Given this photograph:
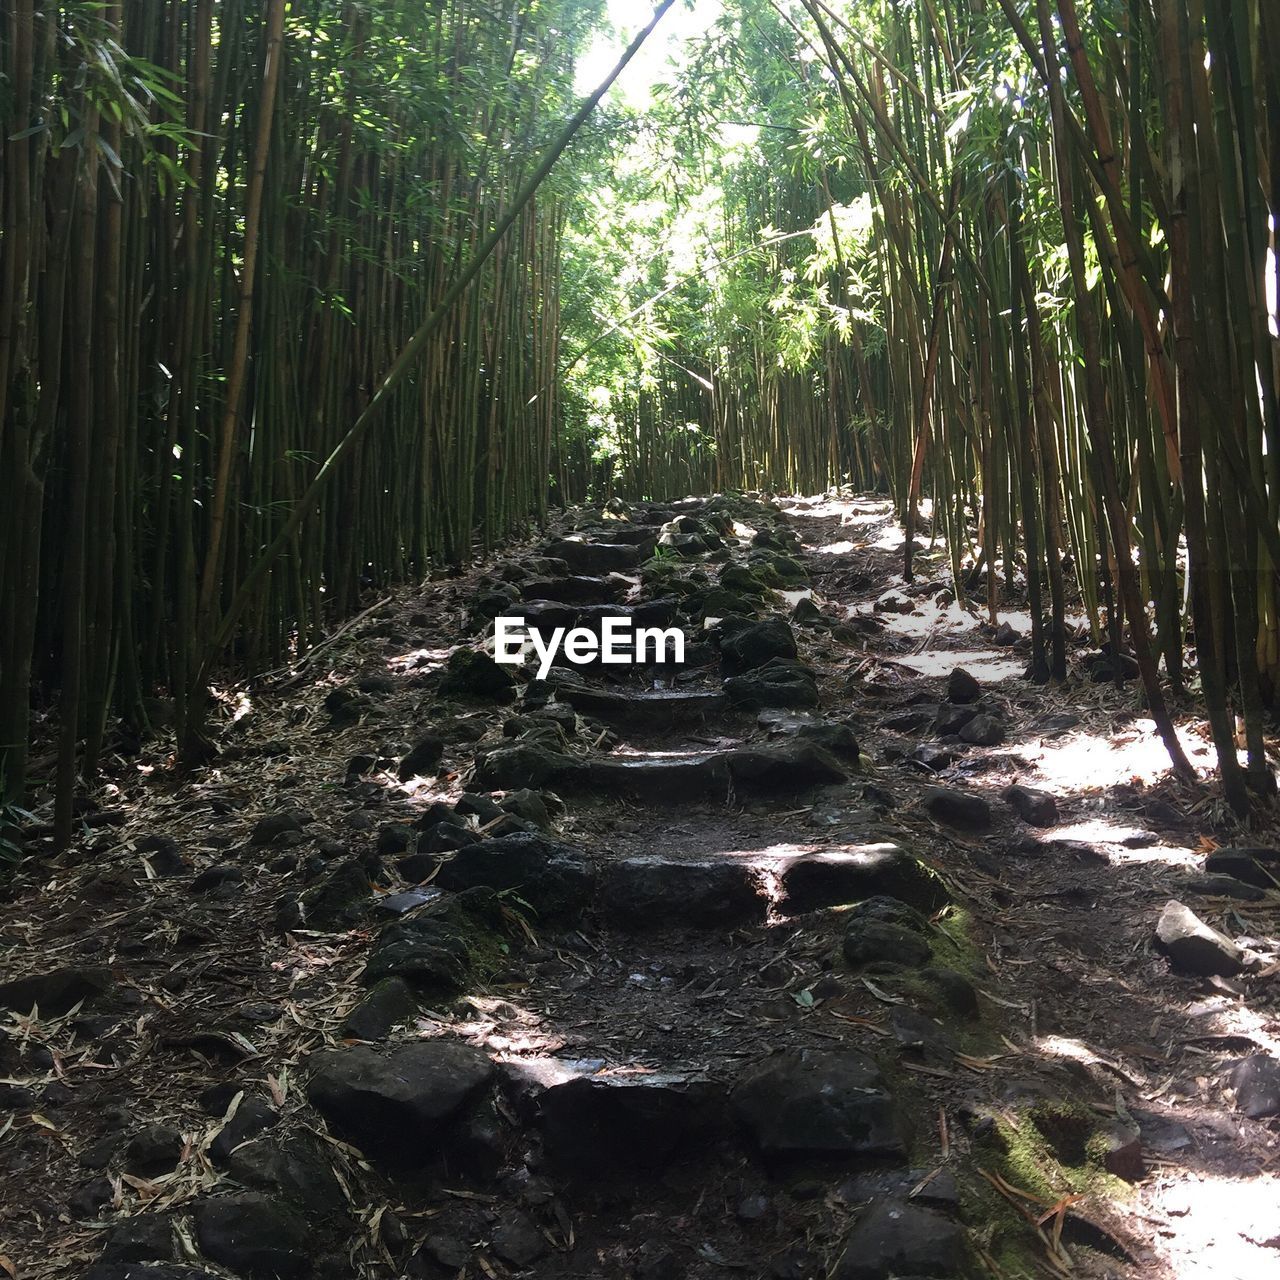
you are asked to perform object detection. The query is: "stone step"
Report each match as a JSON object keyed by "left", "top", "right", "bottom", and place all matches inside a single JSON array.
[
  {"left": 552, "top": 681, "right": 730, "bottom": 727},
  {"left": 520, "top": 575, "right": 628, "bottom": 605},
  {"left": 777, "top": 843, "right": 947, "bottom": 914},
  {"left": 506, "top": 599, "right": 680, "bottom": 633},
  {"left": 570, "top": 523, "right": 659, "bottom": 546},
  {"left": 598, "top": 856, "right": 765, "bottom": 928},
  {"left": 499, "top": 1058, "right": 726, "bottom": 1179},
  {"left": 543, "top": 539, "right": 647, "bottom": 573},
  {"left": 570, "top": 742, "right": 848, "bottom": 799},
  {"left": 473, "top": 740, "right": 847, "bottom": 797}
]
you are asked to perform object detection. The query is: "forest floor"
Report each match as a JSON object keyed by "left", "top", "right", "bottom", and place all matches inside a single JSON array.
[{"left": 2, "top": 494, "right": 1279, "bottom": 1280}]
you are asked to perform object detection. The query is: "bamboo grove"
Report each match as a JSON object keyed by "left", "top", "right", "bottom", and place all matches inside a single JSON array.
[
  {"left": 0, "top": 0, "right": 1278, "bottom": 827},
  {"left": 0, "top": 0, "right": 609, "bottom": 835},
  {"left": 573, "top": 0, "right": 1279, "bottom": 812}
]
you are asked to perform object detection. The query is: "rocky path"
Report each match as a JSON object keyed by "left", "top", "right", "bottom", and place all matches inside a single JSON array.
[{"left": 2, "top": 494, "right": 1279, "bottom": 1280}]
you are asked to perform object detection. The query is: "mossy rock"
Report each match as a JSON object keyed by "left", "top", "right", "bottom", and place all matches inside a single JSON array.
[
  {"left": 361, "top": 888, "right": 510, "bottom": 996},
  {"left": 440, "top": 648, "right": 517, "bottom": 702},
  {"left": 695, "top": 588, "right": 757, "bottom": 620},
  {"left": 719, "top": 564, "right": 767, "bottom": 595},
  {"left": 765, "top": 552, "right": 809, "bottom": 582}
]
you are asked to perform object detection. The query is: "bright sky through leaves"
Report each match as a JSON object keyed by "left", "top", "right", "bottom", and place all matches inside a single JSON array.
[{"left": 574, "top": 0, "right": 723, "bottom": 104}]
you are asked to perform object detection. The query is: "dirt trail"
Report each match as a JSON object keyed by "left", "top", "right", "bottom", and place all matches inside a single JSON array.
[{"left": 2, "top": 494, "right": 1277, "bottom": 1280}]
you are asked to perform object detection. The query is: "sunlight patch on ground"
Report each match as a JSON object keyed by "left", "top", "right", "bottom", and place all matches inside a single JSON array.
[
  {"left": 1009, "top": 721, "right": 1217, "bottom": 791},
  {"left": 1038, "top": 817, "right": 1199, "bottom": 870},
  {"left": 894, "top": 648, "right": 1026, "bottom": 681},
  {"left": 817, "top": 539, "right": 859, "bottom": 555},
  {"left": 1148, "top": 1173, "right": 1280, "bottom": 1279},
  {"left": 1189, "top": 994, "right": 1280, "bottom": 1055},
  {"left": 872, "top": 525, "right": 906, "bottom": 552},
  {"left": 874, "top": 601, "right": 982, "bottom": 637},
  {"left": 389, "top": 644, "right": 452, "bottom": 672},
  {"left": 448, "top": 995, "right": 563, "bottom": 1056},
  {"left": 778, "top": 588, "right": 814, "bottom": 607}
]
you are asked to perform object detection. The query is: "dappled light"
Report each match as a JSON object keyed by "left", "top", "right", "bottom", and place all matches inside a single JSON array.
[
  {"left": 0, "top": 1, "right": 1277, "bottom": 1278},
  {"left": 1019, "top": 722, "right": 1221, "bottom": 792}
]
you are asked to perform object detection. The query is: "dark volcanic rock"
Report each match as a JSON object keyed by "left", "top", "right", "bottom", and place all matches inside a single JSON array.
[
  {"left": 1226, "top": 1054, "right": 1280, "bottom": 1118},
  {"left": 342, "top": 977, "right": 419, "bottom": 1041},
  {"left": 933, "top": 703, "right": 978, "bottom": 736},
  {"left": 294, "top": 859, "right": 371, "bottom": 930},
  {"left": 491, "top": 1211, "right": 546, "bottom": 1266},
  {"left": 376, "top": 823, "right": 414, "bottom": 855},
  {"left": 993, "top": 620, "right": 1020, "bottom": 646},
  {"left": 732, "top": 1049, "right": 902, "bottom": 1158},
  {"left": 135, "top": 834, "right": 190, "bottom": 876},
  {"left": 360, "top": 910, "right": 473, "bottom": 993},
  {"left": 0, "top": 966, "right": 112, "bottom": 1016},
  {"left": 574, "top": 742, "right": 844, "bottom": 801},
  {"left": 779, "top": 844, "right": 945, "bottom": 914},
  {"left": 418, "top": 820, "right": 479, "bottom": 854},
  {"left": 508, "top": 599, "right": 578, "bottom": 632},
  {"left": 226, "top": 1136, "right": 346, "bottom": 1216},
  {"left": 726, "top": 742, "right": 847, "bottom": 791},
  {"left": 1095, "top": 1119, "right": 1144, "bottom": 1181},
  {"left": 439, "top": 649, "right": 516, "bottom": 701},
  {"left": 836, "top": 1167, "right": 960, "bottom": 1212},
  {"left": 719, "top": 564, "right": 766, "bottom": 594},
  {"left": 600, "top": 858, "right": 765, "bottom": 929},
  {"left": 1155, "top": 900, "right": 1245, "bottom": 976},
  {"left": 795, "top": 721, "right": 859, "bottom": 760},
  {"left": 307, "top": 1041, "right": 494, "bottom": 1159},
  {"left": 0, "top": 1083, "right": 36, "bottom": 1112},
  {"left": 544, "top": 539, "right": 643, "bottom": 574},
  {"left": 432, "top": 833, "right": 595, "bottom": 915},
  {"left": 917, "top": 966, "right": 980, "bottom": 1018},
  {"left": 323, "top": 686, "right": 367, "bottom": 725},
  {"left": 499, "top": 788, "right": 552, "bottom": 828},
  {"left": 831, "top": 1199, "right": 966, "bottom": 1279},
  {"left": 791, "top": 596, "right": 824, "bottom": 625},
  {"left": 210, "top": 1097, "right": 280, "bottom": 1166},
  {"left": 527, "top": 1064, "right": 723, "bottom": 1177},
  {"left": 1204, "top": 847, "right": 1280, "bottom": 890},
  {"left": 890, "top": 1006, "right": 955, "bottom": 1057},
  {"left": 843, "top": 920, "right": 932, "bottom": 970},
  {"left": 191, "top": 864, "right": 244, "bottom": 894},
  {"left": 100, "top": 1215, "right": 174, "bottom": 1263},
  {"left": 947, "top": 667, "right": 981, "bottom": 704},
  {"left": 922, "top": 786, "right": 991, "bottom": 830},
  {"left": 123, "top": 1125, "right": 183, "bottom": 1176},
  {"left": 473, "top": 743, "right": 577, "bottom": 790},
  {"left": 1185, "top": 874, "right": 1265, "bottom": 902},
  {"left": 69, "top": 1176, "right": 114, "bottom": 1218},
  {"left": 958, "top": 712, "right": 1004, "bottom": 746},
  {"left": 554, "top": 682, "right": 727, "bottom": 727},
  {"left": 719, "top": 617, "right": 798, "bottom": 673},
  {"left": 455, "top": 792, "right": 505, "bottom": 823},
  {"left": 883, "top": 706, "right": 938, "bottom": 734},
  {"left": 1004, "top": 784, "right": 1059, "bottom": 826},
  {"left": 847, "top": 895, "right": 930, "bottom": 932},
  {"left": 579, "top": 753, "right": 728, "bottom": 799},
  {"left": 398, "top": 735, "right": 445, "bottom": 780},
  {"left": 723, "top": 658, "right": 819, "bottom": 709},
  {"left": 521, "top": 575, "right": 624, "bottom": 605},
  {"left": 250, "top": 810, "right": 310, "bottom": 845},
  {"left": 193, "top": 1193, "right": 312, "bottom": 1280}
]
